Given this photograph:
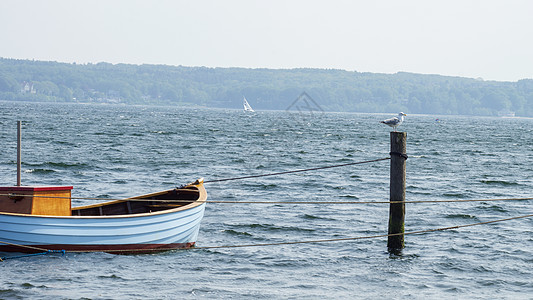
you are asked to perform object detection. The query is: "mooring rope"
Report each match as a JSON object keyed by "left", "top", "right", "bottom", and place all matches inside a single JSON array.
[
  {"left": 3, "top": 213, "right": 529, "bottom": 257},
  {"left": 0, "top": 249, "right": 65, "bottom": 261},
  {"left": 203, "top": 157, "right": 391, "bottom": 183},
  {"left": 0, "top": 240, "right": 50, "bottom": 252},
  {"left": 0, "top": 156, "right": 389, "bottom": 203},
  {"left": 195, "top": 197, "right": 533, "bottom": 205},
  {"left": 77, "top": 213, "right": 533, "bottom": 252},
  {"left": 1, "top": 193, "right": 531, "bottom": 205},
  {"left": 0, "top": 240, "right": 65, "bottom": 261},
  {"left": 193, "top": 213, "right": 533, "bottom": 250}
]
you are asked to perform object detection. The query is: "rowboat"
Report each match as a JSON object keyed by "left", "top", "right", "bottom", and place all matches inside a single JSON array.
[{"left": 0, "top": 179, "right": 207, "bottom": 254}]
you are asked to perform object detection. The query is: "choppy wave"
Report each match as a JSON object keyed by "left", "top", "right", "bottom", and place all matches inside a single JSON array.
[
  {"left": 445, "top": 214, "right": 479, "bottom": 220},
  {"left": 480, "top": 180, "right": 520, "bottom": 186},
  {"left": 239, "top": 223, "right": 317, "bottom": 233},
  {"left": 222, "top": 229, "right": 253, "bottom": 237},
  {"left": 25, "top": 161, "right": 90, "bottom": 170},
  {"left": 25, "top": 168, "right": 56, "bottom": 174}
]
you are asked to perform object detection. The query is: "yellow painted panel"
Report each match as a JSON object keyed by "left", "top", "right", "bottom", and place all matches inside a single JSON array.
[{"left": 31, "top": 190, "right": 72, "bottom": 216}]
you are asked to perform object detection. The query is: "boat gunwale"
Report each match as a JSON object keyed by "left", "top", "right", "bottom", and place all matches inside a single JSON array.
[{"left": 0, "top": 181, "right": 207, "bottom": 220}]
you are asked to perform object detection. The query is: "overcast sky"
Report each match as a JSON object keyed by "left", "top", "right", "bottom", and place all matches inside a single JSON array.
[{"left": 1, "top": 0, "right": 532, "bottom": 82}]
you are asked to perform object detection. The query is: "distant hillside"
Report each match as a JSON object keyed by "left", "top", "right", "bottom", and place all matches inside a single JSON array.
[{"left": 1, "top": 58, "right": 532, "bottom": 116}]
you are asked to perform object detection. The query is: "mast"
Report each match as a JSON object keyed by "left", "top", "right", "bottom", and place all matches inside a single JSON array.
[{"left": 17, "top": 121, "right": 21, "bottom": 186}]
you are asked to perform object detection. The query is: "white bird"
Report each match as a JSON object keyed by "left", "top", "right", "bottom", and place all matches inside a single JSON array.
[{"left": 380, "top": 112, "right": 406, "bottom": 131}]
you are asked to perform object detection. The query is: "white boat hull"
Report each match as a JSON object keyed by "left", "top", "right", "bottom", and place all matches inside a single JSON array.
[{"left": 0, "top": 203, "right": 205, "bottom": 253}]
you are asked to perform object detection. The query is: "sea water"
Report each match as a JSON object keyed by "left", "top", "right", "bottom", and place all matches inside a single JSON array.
[{"left": 0, "top": 101, "right": 532, "bottom": 299}]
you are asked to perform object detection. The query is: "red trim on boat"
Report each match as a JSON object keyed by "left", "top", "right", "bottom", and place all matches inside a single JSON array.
[
  {"left": 0, "top": 242, "right": 195, "bottom": 254},
  {"left": 0, "top": 186, "right": 73, "bottom": 192}
]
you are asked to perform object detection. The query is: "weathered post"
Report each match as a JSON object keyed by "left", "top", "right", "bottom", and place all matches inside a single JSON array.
[
  {"left": 388, "top": 131, "right": 407, "bottom": 252},
  {"left": 17, "top": 121, "right": 22, "bottom": 186}
]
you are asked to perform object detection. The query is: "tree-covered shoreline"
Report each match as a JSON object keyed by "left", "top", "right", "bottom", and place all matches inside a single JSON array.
[{"left": 1, "top": 58, "right": 532, "bottom": 116}]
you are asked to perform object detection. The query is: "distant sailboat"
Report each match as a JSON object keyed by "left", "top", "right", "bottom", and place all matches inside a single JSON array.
[{"left": 243, "top": 97, "right": 255, "bottom": 112}]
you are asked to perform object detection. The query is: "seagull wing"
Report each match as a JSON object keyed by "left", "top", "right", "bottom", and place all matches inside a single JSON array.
[{"left": 381, "top": 117, "right": 400, "bottom": 126}]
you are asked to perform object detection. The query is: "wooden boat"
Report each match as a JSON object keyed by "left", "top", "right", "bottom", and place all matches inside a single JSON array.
[{"left": 0, "top": 179, "right": 207, "bottom": 254}]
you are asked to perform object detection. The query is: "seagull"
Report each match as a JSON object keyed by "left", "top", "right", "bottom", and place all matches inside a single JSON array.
[{"left": 380, "top": 112, "right": 406, "bottom": 132}]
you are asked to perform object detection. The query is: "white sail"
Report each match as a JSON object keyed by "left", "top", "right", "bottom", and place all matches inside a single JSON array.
[{"left": 243, "top": 97, "right": 254, "bottom": 112}]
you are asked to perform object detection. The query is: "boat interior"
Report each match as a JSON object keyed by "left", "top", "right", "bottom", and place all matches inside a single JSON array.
[
  {"left": 72, "top": 187, "right": 201, "bottom": 216},
  {"left": 0, "top": 185, "right": 202, "bottom": 217}
]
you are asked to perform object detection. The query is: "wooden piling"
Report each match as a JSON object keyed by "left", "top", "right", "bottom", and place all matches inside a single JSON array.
[{"left": 388, "top": 131, "right": 407, "bottom": 252}]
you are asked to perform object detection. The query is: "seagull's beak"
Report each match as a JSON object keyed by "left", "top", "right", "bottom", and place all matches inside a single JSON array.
[{"left": 403, "top": 113, "right": 407, "bottom": 116}]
